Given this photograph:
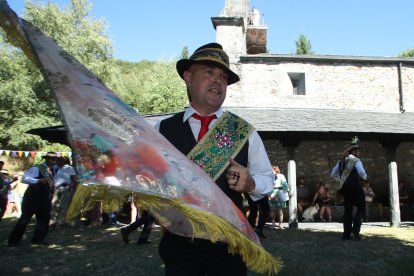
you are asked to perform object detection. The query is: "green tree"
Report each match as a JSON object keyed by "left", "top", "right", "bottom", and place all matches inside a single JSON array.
[
  {"left": 399, "top": 48, "right": 414, "bottom": 57},
  {"left": 111, "top": 58, "right": 187, "bottom": 115},
  {"left": 1, "top": 0, "right": 187, "bottom": 151},
  {"left": 0, "top": 32, "right": 58, "bottom": 149},
  {"left": 140, "top": 59, "right": 187, "bottom": 114},
  {"left": 0, "top": 0, "right": 114, "bottom": 150},
  {"left": 181, "top": 46, "right": 189, "bottom": 59},
  {"left": 24, "top": 0, "right": 114, "bottom": 82},
  {"left": 295, "top": 33, "right": 314, "bottom": 55},
  {"left": 110, "top": 60, "right": 156, "bottom": 111}
]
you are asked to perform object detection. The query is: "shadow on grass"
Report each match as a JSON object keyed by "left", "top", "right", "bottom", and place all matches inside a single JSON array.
[
  {"left": 0, "top": 216, "right": 164, "bottom": 275},
  {"left": 256, "top": 224, "right": 414, "bottom": 276},
  {"left": 1, "top": 216, "right": 413, "bottom": 276}
]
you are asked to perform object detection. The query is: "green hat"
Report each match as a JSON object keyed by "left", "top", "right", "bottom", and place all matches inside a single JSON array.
[
  {"left": 176, "top": 43, "right": 240, "bottom": 85},
  {"left": 345, "top": 136, "right": 360, "bottom": 152}
]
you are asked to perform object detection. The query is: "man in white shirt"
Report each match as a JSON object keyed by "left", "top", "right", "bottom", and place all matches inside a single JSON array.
[
  {"left": 156, "top": 42, "right": 274, "bottom": 275},
  {"left": 50, "top": 156, "right": 77, "bottom": 227},
  {"left": 251, "top": 7, "right": 260, "bottom": 25}
]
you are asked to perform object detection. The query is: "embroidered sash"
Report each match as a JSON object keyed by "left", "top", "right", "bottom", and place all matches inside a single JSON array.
[
  {"left": 187, "top": 112, "right": 253, "bottom": 181},
  {"left": 339, "top": 156, "right": 359, "bottom": 188}
]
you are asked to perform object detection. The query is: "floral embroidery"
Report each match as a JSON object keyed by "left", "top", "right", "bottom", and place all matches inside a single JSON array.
[
  {"left": 216, "top": 132, "right": 233, "bottom": 148},
  {"left": 187, "top": 112, "right": 253, "bottom": 181}
]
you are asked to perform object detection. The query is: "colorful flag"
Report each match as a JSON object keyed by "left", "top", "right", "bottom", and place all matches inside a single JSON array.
[{"left": 0, "top": 1, "right": 281, "bottom": 274}]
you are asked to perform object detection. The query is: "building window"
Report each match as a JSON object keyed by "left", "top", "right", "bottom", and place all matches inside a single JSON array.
[{"left": 288, "top": 72, "right": 306, "bottom": 95}]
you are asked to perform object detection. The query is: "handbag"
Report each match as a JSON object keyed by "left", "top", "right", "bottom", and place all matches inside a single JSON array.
[{"left": 278, "top": 189, "right": 289, "bottom": 203}]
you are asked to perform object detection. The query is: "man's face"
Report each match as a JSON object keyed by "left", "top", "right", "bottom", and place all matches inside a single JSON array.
[
  {"left": 353, "top": 149, "right": 361, "bottom": 157},
  {"left": 184, "top": 64, "right": 228, "bottom": 115},
  {"left": 57, "top": 158, "right": 66, "bottom": 167},
  {"left": 45, "top": 157, "right": 57, "bottom": 167}
]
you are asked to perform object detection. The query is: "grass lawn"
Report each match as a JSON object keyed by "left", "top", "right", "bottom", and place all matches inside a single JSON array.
[{"left": 1, "top": 215, "right": 414, "bottom": 276}]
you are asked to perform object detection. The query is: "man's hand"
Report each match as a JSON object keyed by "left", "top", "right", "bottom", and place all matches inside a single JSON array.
[
  {"left": 226, "top": 159, "right": 256, "bottom": 193},
  {"left": 38, "top": 178, "right": 48, "bottom": 185}
]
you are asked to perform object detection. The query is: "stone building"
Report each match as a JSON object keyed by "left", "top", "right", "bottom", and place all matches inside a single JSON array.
[{"left": 146, "top": 0, "right": 414, "bottom": 223}]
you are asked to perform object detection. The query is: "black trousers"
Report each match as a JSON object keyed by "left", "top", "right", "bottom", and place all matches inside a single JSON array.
[
  {"left": 246, "top": 195, "right": 270, "bottom": 232},
  {"left": 123, "top": 210, "right": 154, "bottom": 242},
  {"left": 159, "top": 232, "right": 247, "bottom": 276},
  {"left": 342, "top": 184, "right": 366, "bottom": 237},
  {"left": 8, "top": 186, "right": 52, "bottom": 245},
  {"left": 0, "top": 195, "right": 7, "bottom": 220}
]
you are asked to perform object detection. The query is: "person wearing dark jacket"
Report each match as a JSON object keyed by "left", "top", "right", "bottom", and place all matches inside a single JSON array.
[
  {"left": 331, "top": 137, "right": 367, "bottom": 241},
  {"left": 155, "top": 43, "right": 274, "bottom": 275},
  {"left": 8, "top": 152, "right": 57, "bottom": 246}
]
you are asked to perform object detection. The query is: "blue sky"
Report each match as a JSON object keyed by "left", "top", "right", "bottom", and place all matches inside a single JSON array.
[{"left": 9, "top": 0, "right": 414, "bottom": 62}]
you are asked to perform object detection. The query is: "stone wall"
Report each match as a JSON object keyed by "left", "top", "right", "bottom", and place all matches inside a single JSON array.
[
  {"left": 225, "top": 60, "right": 414, "bottom": 113},
  {"left": 220, "top": 0, "right": 249, "bottom": 19},
  {"left": 215, "top": 24, "right": 246, "bottom": 62},
  {"left": 402, "top": 65, "right": 414, "bottom": 111},
  {"left": 263, "top": 139, "right": 414, "bottom": 207}
]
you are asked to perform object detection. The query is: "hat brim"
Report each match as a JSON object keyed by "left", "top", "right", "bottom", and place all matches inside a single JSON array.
[
  {"left": 346, "top": 144, "right": 360, "bottom": 152},
  {"left": 42, "top": 153, "right": 58, "bottom": 159},
  {"left": 176, "top": 59, "right": 240, "bottom": 85}
]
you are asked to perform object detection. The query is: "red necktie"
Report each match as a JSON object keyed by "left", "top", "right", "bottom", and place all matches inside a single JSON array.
[{"left": 192, "top": 113, "right": 217, "bottom": 142}]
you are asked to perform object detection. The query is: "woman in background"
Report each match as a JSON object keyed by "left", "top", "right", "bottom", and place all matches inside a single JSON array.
[
  {"left": 269, "top": 165, "right": 289, "bottom": 229},
  {"left": 312, "top": 182, "right": 332, "bottom": 221}
]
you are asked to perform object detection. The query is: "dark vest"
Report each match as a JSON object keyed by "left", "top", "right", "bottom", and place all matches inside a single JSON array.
[
  {"left": 159, "top": 112, "right": 249, "bottom": 210},
  {"left": 340, "top": 160, "right": 361, "bottom": 188},
  {"left": 25, "top": 165, "right": 52, "bottom": 197}
]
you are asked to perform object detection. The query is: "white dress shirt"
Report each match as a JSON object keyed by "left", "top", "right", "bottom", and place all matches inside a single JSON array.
[
  {"left": 21, "top": 166, "right": 47, "bottom": 185},
  {"left": 54, "top": 164, "right": 76, "bottom": 187},
  {"left": 155, "top": 106, "right": 274, "bottom": 201}
]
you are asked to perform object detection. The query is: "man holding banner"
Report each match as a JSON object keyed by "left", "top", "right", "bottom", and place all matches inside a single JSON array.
[{"left": 157, "top": 43, "right": 274, "bottom": 275}]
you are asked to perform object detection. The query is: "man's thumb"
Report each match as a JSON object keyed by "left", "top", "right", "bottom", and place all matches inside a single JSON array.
[{"left": 229, "top": 158, "right": 240, "bottom": 166}]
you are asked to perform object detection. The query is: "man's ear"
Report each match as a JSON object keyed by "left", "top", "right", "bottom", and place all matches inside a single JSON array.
[
  {"left": 183, "top": 70, "right": 192, "bottom": 85},
  {"left": 183, "top": 70, "right": 192, "bottom": 102}
]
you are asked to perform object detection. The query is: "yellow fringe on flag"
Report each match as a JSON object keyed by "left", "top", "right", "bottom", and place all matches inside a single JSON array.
[{"left": 67, "top": 185, "right": 283, "bottom": 275}]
